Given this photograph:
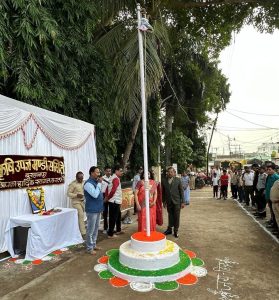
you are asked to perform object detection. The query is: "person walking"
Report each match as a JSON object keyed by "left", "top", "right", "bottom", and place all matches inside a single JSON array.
[
  {"left": 84, "top": 166, "right": 104, "bottom": 255},
  {"left": 243, "top": 167, "right": 254, "bottom": 206},
  {"left": 181, "top": 171, "right": 190, "bottom": 205},
  {"left": 161, "top": 167, "right": 185, "bottom": 238},
  {"left": 67, "top": 171, "right": 86, "bottom": 237},
  {"left": 101, "top": 166, "right": 112, "bottom": 234},
  {"left": 134, "top": 170, "right": 157, "bottom": 232},
  {"left": 106, "top": 165, "right": 124, "bottom": 238},
  {"left": 219, "top": 169, "right": 229, "bottom": 199}
]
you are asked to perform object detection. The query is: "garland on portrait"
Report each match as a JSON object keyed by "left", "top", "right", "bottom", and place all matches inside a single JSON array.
[{"left": 27, "top": 186, "right": 45, "bottom": 211}]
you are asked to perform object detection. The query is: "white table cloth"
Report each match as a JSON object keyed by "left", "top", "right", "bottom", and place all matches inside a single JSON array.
[{"left": 5, "top": 208, "right": 83, "bottom": 260}]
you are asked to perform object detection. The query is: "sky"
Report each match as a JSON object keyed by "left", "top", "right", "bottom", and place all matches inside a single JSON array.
[{"left": 210, "top": 26, "right": 279, "bottom": 155}]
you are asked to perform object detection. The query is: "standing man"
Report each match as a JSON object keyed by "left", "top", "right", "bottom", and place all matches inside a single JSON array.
[
  {"left": 270, "top": 178, "right": 279, "bottom": 238},
  {"left": 254, "top": 166, "right": 267, "bottom": 218},
  {"left": 212, "top": 173, "right": 219, "bottom": 198},
  {"left": 84, "top": 166, "right": 104, "bottom": 255},
  {"left": 132, "top": 167, "right": 143, "bottom": 214},
  {"left": 106, "top": 165, "right": 124, "bottom": 238},
  {"left": 230, "top": 170, "right": 238, "bottom": 199},
  {"left": 265, "top": 164, "right": 279, "bottom": 231},
  {"left": 101, "top": 166, "right": 112, "bottom": 234},
  {"left": 189, "top": 171, "right": 196, "bottom": 190},
  {"left": 252, "top": 164, "right": 260, "bottom": 207},
  {"left": 67, "top": 171, "right": 86, "bottom": 238},
  {"left": 237, "top": 169, "right": 244, "bottom": 203},
  {"left": 219, "top": 169, "right": 229, "bottom": 199},
  {"left": 243, "top": 167, "right": 254, "bottom": 206},
  {"left": 161, "top": 167, "right": 185, "bottom": 238}
]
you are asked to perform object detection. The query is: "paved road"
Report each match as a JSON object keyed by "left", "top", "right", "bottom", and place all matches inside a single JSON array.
[{"left": 1, "top": 188, "right": 279, "bottom": 300}]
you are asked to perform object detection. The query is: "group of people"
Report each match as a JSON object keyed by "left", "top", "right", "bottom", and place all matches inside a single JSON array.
[
  {"left": 210, "top": 163, "right": 279, "bottom": 238},
  {"left": 67, "top": 165, "right": 125, "bottom": 255},
  {"left": 67, "top": 165, "right": 192, "bottom": 254}
]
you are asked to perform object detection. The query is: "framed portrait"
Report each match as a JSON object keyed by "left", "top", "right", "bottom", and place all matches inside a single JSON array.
[{"left": 27, "top": 187, "right": 46, "bottom": 214}]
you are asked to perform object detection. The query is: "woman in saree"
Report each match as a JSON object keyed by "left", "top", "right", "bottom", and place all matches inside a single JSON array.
[{"left": 134, "top": 171, "right": 157, "bottom": 232}]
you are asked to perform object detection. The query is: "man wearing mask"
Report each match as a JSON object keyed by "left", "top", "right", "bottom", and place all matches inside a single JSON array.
[
  {"left": 161, "top": 167, "right": 185, "bottom": 238},
  {"left": 67, "top": 171, "right": 86, "bottom": 237},
  {"left": 101, "top": 166, "right": 112, "bottom": 234},
  {"left": 84, "top": 166, "right": 104, "bottom": 255}
]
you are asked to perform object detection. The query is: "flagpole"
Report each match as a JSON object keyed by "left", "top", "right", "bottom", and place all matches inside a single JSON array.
[{"left": 137, "top": 3, "right": 150, "bottom": 237}]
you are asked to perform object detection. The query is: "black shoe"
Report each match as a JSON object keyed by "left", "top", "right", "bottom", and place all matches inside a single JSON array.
[
  {"left": 266, "top": 224, "right": 276, "bottom": 229},
  {"left": 164, "top": 229, "right": 172, "bottom": 235},
  {"left": 174, "top": 232, "right": 179, "bottom": 238},
  {"left": 253, "top": 212, "right": 260, "bottom": 216},
  {"left": 256, "top": 215, "right": 266, "bottom": 219}
]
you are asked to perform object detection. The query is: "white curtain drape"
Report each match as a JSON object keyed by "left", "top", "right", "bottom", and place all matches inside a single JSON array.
[{"left": 0, "top": 95, "right": 97, "bottom": 253}]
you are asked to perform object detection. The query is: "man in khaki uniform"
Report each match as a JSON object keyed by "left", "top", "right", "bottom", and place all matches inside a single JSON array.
[
  {"left": 270, "top": 179, "right": 279, "bottom": 237},
  {"left": 67, "top": 172, "right": 86, "bottom": 237}
]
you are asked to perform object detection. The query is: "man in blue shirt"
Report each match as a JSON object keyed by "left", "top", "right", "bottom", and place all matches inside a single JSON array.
[
  {"left": 265, "top": 164, "right": 279, "bottom": 230},
  {"left": 84, "top": 166, "right": 104, "bottom": 255}
]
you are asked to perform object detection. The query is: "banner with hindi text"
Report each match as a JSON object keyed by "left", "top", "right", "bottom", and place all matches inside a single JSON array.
[{"left": 0, "top": 155, "right": 65, "bottom": 190}]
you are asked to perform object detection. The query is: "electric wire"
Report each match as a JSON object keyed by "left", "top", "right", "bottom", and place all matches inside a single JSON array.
[
  {"left": 227, "top": 108, "right": 279, "bottom": 117},
  {"left": 225, "top": 111, "right": 278, "bottom": 129}
]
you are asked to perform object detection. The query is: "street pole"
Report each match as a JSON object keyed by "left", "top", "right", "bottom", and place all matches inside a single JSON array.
[
  {"left": 137, "top": 3, "right": 151, "bottom": 236},
  {"left": 206, "top": 114, "right": 218, "bottom": 177}
]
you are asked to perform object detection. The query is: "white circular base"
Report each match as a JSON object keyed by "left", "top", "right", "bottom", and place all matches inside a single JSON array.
[
  {"left": 131, "top": 235, "right": 166, "bottom": 252},
  {"left": 119, "top": 240, "right": 180, "bottom": 270}
]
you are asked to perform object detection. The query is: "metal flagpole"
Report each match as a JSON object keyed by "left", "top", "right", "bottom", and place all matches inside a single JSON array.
[{"left": 137, "top": 3, "right": 151, "bottom": 236}]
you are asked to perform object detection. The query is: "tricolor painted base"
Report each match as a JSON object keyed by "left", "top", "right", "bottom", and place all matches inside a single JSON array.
[{"left": 94, "top": 231, "right": 207, "bottom": 292}]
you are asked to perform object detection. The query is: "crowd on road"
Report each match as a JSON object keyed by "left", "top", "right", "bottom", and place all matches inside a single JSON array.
[{"left": 210, "top": 163, "right": 279, "bottom": 238}]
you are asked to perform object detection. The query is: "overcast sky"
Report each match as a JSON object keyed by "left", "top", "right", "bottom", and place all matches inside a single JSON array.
[{"left": 210, "top": 26, "right": 279, "bottom": 155}]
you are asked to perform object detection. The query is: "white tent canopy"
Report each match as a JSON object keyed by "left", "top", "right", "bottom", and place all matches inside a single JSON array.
[{"left": 0, "top": 94, "right": 97, "bottom": 253}]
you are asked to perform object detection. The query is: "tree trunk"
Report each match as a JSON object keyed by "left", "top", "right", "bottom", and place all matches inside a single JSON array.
[
  {"left": 165, "top": 101, "right": 173, "bottom": 167},
  {"left": 121, "top": 111, "right": 142, "bottom": 169}
]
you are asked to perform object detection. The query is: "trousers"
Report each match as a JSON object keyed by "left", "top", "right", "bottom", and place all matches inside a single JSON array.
[
  {"left": 72, "top": 201, "right": 86, "bottom": 235},
  {"left": 244, "top": 186, "right": 253, "bottom": 205},
  {"left": 167, "top": 202, "right": 181, "bottom": 233},
  {"left": 103, "top": 201, "right": 109, "bottom": 231},
  {"left": 86, "top": 212, "right": 101, "bottom": 251},
  {"left": 108, "top": 202, "right": 121, "bottom": 236}
]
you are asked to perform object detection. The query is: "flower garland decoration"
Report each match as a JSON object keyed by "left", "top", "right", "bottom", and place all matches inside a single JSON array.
[{"left": 27, "top": 186, "right": 45, "bottom": 211}]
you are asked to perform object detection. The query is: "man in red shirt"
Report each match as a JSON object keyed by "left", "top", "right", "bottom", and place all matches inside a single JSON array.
[{"left": 219, "top": 169, "right": 229, "bottom": 200}]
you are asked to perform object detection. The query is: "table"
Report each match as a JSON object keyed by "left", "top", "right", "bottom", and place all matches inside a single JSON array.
[{"left": 5, "top": 208, "right": 83, "bottom": 261}]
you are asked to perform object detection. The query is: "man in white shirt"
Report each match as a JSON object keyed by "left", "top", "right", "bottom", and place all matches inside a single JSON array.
[
  {"left": 243, "top": 167, "right": 254, "bottom": 206},
  {"left": 101, "top": 166, "right": 112, "bottom": 233}
]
